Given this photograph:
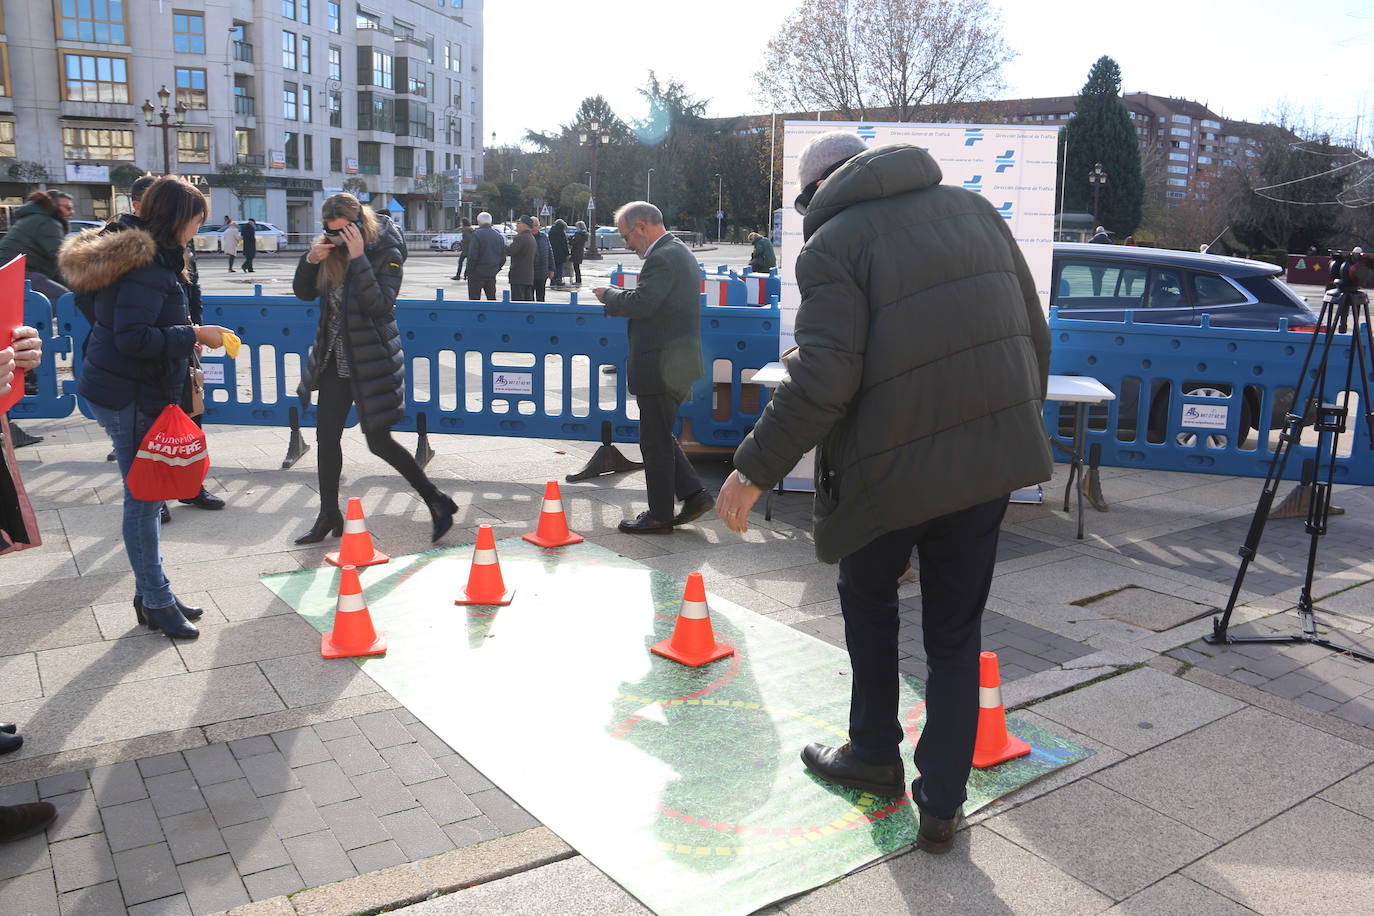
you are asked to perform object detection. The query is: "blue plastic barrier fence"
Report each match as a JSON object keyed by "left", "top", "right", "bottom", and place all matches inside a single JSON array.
[
  {"left": 10, "top": 285, "right": 73, "bottom": 421},
  {"left": 608, "top": 263, "right": 749, "bottom": 307}
]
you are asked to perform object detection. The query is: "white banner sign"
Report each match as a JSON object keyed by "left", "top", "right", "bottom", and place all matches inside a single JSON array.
[{"left": 65, "top": 164, "right": 110, "bottom": 183}]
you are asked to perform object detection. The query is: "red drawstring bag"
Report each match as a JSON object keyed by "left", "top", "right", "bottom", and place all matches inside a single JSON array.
[{"left": 126, "top": 404, "right": 209, "bottom": 501}]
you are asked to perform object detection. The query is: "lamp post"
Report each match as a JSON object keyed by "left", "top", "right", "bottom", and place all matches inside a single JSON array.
[
  {"left": 508, "top": 168, "right": 518, "bottom": 224},
  {"left": 715, "top": 173, "right": 723, "bottom": 243},
  {"left": 1087, "top": 161, "right": 1108, "bottom": 226},
  {"left": 142, "top": 85, "right": 187, "bottom": 175},
  {"left": 646, "top": 167, "right": 654, "bottom": 204},
  {"left": 579, "top": 119, "right": 609, "bottom": 259}
]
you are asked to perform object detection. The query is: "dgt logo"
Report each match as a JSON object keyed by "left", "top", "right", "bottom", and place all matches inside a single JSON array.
[
  {"left": 856, "top": 125, "right": 877, "bottom": 140},
  {"left": 995, "top": 150, "right": 1016, "bottom": 173},
  {"left": 995, "top": 201, "right": 1014, "bottom": 220},
  {"left": 962, "top": 175, "right": 983, "bottom": 192},
  {"left": 963, "top": 128, "right": 984, "bottom": 147}
]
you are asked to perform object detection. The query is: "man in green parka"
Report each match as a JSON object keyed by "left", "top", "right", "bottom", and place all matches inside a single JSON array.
[{"left": 716, "top": 132, "right": 1052, "bottom": 853}]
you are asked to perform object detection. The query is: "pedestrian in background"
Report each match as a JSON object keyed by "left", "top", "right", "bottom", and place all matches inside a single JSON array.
[
  {"left": 550, "top": 218, "right": 570, "bottom": 289},
  {"left": 240, "top": 219, "right": 257, "bottom": 272},
  {"left": 61, "top": 176, "right": 232, "bottom": 641},
  {"left": 507, "top": 216, "right": 536, "bottom": 302},
  {"left": 1089, "top": 225, "right": 1111, "bottom": 244},
  {"left": 747, "top": 230, "right": 777, "bottom": 272},
  {"left": 222, "top": 216, "right": 241, "bottom": 271},
  {"left": 292, "top": 193, "right": 457, "bottom": 546},
  {"left": 570, "top": 221, "right": 589, "bottom": 286},
  {"left": 715, "top": 132, "right": 1051, "bottom": 854},
  {"left": 0, "top": 189, "right": 74, "bottom": 308},
  {"left": 531, "top": 216, "right": 553, "bottom": 302},
  {"left": 450, "top": 216, "right": 473, "bottom": 281},
  {"left": 465, "top": 212, "right": 505, "bottom": 301}
]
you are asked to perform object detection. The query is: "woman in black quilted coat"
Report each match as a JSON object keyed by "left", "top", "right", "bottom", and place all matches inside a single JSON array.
[{"left": 292, "top": 193, "right": 456, "bottom": 545}]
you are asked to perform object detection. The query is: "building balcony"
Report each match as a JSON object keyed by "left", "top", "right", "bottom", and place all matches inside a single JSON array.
[
  {"left": 233, "top": 41, "right": 254, "bottom": 63},
  {"left": 234, "top": 96, "right": 255, "bottom": 117},
  {"left": 59, "top": 101, "right": 136, "bottom": 121}
]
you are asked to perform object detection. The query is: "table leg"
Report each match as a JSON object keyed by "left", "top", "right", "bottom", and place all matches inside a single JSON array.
[{"left": 1075, "top": 403, "right": 1087, "bottom": 539}]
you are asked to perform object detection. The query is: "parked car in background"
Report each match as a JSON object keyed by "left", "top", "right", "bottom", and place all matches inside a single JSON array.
[
  {"left": 430, "top": 229, "right": 465, "bottom": 251},
  {"left": 1050, "top": 242, "right": 1319, "bottom": 449},
  {"left": 595, "top": 226, "right": 625, "bottom": 250},
  {"left": 193, "top": 221, "right": 285, "bottom": 253},
  {"left": 66, "top": 219, "right": 105, "bottom": 236}
]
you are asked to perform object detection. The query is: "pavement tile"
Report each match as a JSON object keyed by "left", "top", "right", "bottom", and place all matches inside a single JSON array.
[
  {"left": 48, "top": 834, "right": 116, "bottom": 894},
  {"left": 1094, "top": 706, "right": 1374, "bottom": 841},
  {"left": 182, "top": 744, "right": 245, "bottom": 788},
  {"left": 1332, "top": 695, "right": 1374, "bottom": 727},
  {"left": 378, "top": 742, "right": 445, "bottom": 785},
  {"left": 1184, "top": 798, "right": 1374, "bottom": 915},
  {"left": 161, "top": 809, "right": 229, "bottom": 865},
  {"left": 200, "top": 779, "right": 268, "bottom": 829},
  {"left": 0, "top": 649, "right": 41, "bottom": 701},
  {"left": 219, "top": 820, "right": 293, "bottom": 876},
  {"left": 137, "top": 752, "right": 189, "bottom": 779},
  {"left": 101, "top": 799, "right": 165, "bottom": 853},
  {"left": 241, "top": 864, "right": 304, "bottom": 902},
  {"left": 351, "top": 769, "right": 419, "bottom": 817},
  {"left": 175, "top": 616, "right": 320, "bottom": 672},
  {"left": 36, "top": 772, "right": 89, "bottom": 800},
  {"left": 257, "top": 653, "right": 383, "bottom": 708},
  {"left": 311, "top": 719, "right": 360, "bottom": 741},
  {"left": 270, "top": 727, "right": 332, "bottom": 769},
  {"left": 44, "top": 789, "right": 104, "bottom": 842},
  {"left": 144, "top": 770, "right": 207, "bottom": 819},
  {"left": 227, "top": 736, "right": 278, "bottom": 760},
  {"left": 1104, "top": 874, "right": 1256, "bottom": 915},
  {"left": 324, "top": 733, "right": 388, "bottom": 776},
  {"left": 113, "top": 843, "right": 183, "bottom": 906},
  {"left": 315, "top": 798, "right": 391, "bottom": 851},
  {"left": 354, "top": 710, "right": 415, "bottom": 750},
  {"left": 36, "top": 635, "right": 189, "bottom": 695},
  {"left": 432, "top": 754, "right": 493, "bottom": 795},
  {"left": 0, "top": 780, "right": 38, "bottom": 806},
  {"left": 377, "top": 807, "right": 454, "bottom": 860},
  {"left": 293, "top": 759, "right": 360, "bottom": 807},
  {"left": 443, "top": 815, "right": 502, "bottom": 849},
  {"left": 0, "top": 869, "right": 59, "bottom": 916},
  {"left": 281, "top": 830, "right": 356, "bottom": 888},
  {"left": 239, "top": 752, "right": 302, "bottom": 798},
  {"left": 1319, "top": 762, "right": 1374, "bottom": 819},
  {"left": 126, "top": 894, "right": 192, "bottom": 916},
  {"left": 259, "top": 789, "right": 326, "bottom": 839},
  {"left": 406, "top": 855, "right": 648, "bottom": 915},
  {"left": 56, "top": 879, "right": 124, "bottom": 916},
  {"left": 88, "top": 761, "right": 148, "bottom": 808},
  {"left": 409, "top": 776, "right": 482, "bottom": 826},
  {"left": 347, "top": 839, "right": 408, "bottom": 874},
  {"left": 468, "top": 787, "right": 539, "bottom": 834},
  {"left": 176, "top": 854, "right": 250, "bottom": 916},
  {"left": 983, "top": 779, "right": 1218, "bottom": 900}
]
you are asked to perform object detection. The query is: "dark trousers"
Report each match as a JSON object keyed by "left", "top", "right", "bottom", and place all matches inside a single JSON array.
[
  {"left": 467, "top": 276, "right": 496, "bottom": 301},
  {"left": 227, "top": 254, "right": 236, "bottom": 271},
  {"left": 837, "top": 494, "right": 1009, "bottom": 818},
  {"left": 533, "top": 277, "right": 547, "bottom": 302},
  {"left": 510, "top": 283, "right": 535, "bottom": 302},
  {"left": 553, "top": 258, "right": 566, "bottom": 285},
  {"left": 571, "top": 259, "right": 583, "bottom": 285},
  {"left": 454, "top": 253, "right": 466, "bottom": 278},
  {"left": 635, "top": 392, "right": 703, "bottom": 522},
  {"left": 314, "top": 366, "right": 439, "bottom": 511},
  {"left": 242, "top": 250, "right": 255, "bottom": 271}
]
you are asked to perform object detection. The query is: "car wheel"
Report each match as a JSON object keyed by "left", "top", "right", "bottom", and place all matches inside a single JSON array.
[{"left": 1148, "top": 384, "right": 1257, "bottom": 449}]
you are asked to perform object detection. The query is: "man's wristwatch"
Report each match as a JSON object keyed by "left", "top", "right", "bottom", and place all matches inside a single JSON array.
[{"left": 735, "top": 470, "right": 755, "bottom": 488}]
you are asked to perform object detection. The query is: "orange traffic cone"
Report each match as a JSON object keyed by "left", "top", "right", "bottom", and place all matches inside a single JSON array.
[
  {"left": 522, "top": 480, "right": 584, "bottom": 548},
  {"left": 454, "top": 525, "right": 515, "bottom": 605},
  {"left": 651, "top": 572, "right": 734, "bottom": 667},
  {"left": 971, "top": 651, "right": 1030, "bottom": 768},
  {"left": 326, "top": 498, "right": 389, "bottom": 568},
  {"left": 321, "top": 565, "right": 387, "bottom": 659}
]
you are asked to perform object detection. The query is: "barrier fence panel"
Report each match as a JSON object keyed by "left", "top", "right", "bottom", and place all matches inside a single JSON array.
[
  {"left": 609, "top": 263, "right": 750, "bottom": 307},
  {"left": 10, "top": 285, "right": 73, "bottom": 421},
  {"left": 1046, "top": 308, "right": 1374, "bottom": 485}
]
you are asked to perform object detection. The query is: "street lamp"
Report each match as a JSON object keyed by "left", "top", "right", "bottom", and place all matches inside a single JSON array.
[
  {"left": 579, "top": 119, "right": 610, "bottom": 259},
  {"left": 508, "top": 168, "right": 518, "bottom": 224},
  {"left": 715, "top": 173, "right": 723, "bottom": 243},
  {"left": 142, "top": 85, "right": 187, "bottom": 175},
  {"left": 646, "top": 167, "right": 655, "bottom": 203},
  {"left": 1087, "top": 162, "right": 1108, "bottom": 226}
]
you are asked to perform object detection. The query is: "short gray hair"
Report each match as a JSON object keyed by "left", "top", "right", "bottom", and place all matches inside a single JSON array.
[
  {"left": 476, "top": 211, "right": 493, "bottom": 225},
  {"left": 614, "top": 201, "right": 662, "bottom": 229}
]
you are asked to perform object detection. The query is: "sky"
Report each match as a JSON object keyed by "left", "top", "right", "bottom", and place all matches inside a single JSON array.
[{"left": 484, "top": 0, "right": 1374, "bottom": 148}]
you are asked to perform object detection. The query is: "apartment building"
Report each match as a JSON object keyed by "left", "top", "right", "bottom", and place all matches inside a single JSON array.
[{"left": 0, "top": 0, "right": 484, "bottom": 232}]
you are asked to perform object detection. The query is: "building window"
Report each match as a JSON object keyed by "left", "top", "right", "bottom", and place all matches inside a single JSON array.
[
  {"left": 173, "top": 11, "right": 205, "bottom": 53},
  {"left": 1166, "top": 190, "right": 1187, "bottom": 199},
  {"left": 1167, "top": 178, "right": 1188, "bottom": 187},
  {"left": 304, "top": 134, "right": 313, "bottom": 170},
  {"left": 59, "top": 0, "right": 127, "bottom": 44},
  {"left": 282, "top": 0, "right": 296, "bottom": 19},
  {"left": 373, "top": 50, "right": 393, "bottom": 89},
  {"left": 327, "top": 0, "right": 340, "bottom": 33},
  {"left": 394, "top": 146, "right": 413, "bottom": 178},
  {"left": 175, "top": 68, "right": 207, "bottom": 109},
  {"left": 1197, "top": 156, "right": 1212, "bottom": 165},
  {"left": 60, "top": 53, "right": 130, "bottom": 103},
  {"left": 282, "top": 32, "right": 297, "bottom": 70},
  {"left": 328, "top": 89, "right": 341, "bottom": 127},
  {"left": 284, "top": 131, "right": 299, "bottom": 168},
  {"left": 0, "top": 121, "right": 15, "bottom": 158},
  {"left": 301, "top": 85, "right": 312, "bottom": 123},
  {"left": 62, "top": 126, "right": 135, "bottom": 160},
  {"left": 177, "top": 131, "right": 209, "bottom": 163},
  {"left": 358, "top": 141, "right": 381, "bottom": 174},
  {"left": 395, "top": 100, "right": 432, "bottom": 140},
  {"left": 356, "top": 92, "right": 393, "bottom": 132},
  {"left": 1167, "top": 164, "right": 1189, "bottom": 174},
  {"left": 301, "top": 37, "right": 311, "bottom": 74},
  {"left": 0, "top": 46, "right": 10, "bottom": 98},
  {"left": 1169, "top": 152, "right": 1189, "bottom": 162},
  {"left": 283, "top": 81, "right": 298, "bottom": 120},
  {"left": 300, "top": 0, "right": 310, "bottom": 25},
  {"left": 357, "top": 9, "right": 380, "bottom": 30},
  {"left": 328, "top": 46, "right": 342, "bottom": 81},
  {"left": 329, "top": 136, "right": 342, "bottom": 172},
  {"left": 1171, "top": 114, "right": 1191, "bottom": 124}
]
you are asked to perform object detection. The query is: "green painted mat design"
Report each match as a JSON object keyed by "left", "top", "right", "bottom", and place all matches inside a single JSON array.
[{"left": 263, "top": 538, "right": 1092, "bottom": 915}]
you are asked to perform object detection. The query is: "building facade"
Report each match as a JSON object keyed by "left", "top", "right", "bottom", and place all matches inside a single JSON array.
[{"left": 0, "top": 0, "right": 484, "bottom": 233}]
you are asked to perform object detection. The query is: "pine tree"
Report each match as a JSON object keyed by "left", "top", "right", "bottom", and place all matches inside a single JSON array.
[{"left": 1059, "top": 56, "right": 1144, "bottom": 236}]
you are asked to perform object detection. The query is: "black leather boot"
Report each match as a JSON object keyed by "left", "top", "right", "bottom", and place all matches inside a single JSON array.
[
  {"left": 0, "top": 732, "right": 22, "bottom": 755},
  {"left": 135, "top": 596, "right": 203, "bottom": 625},
  {"left": 0, "top": 802, "right": 58, "bottom": 842},
  {"left": 295, "top": 508, "right": 344, "bottom": 545},
  {"left": 139, "top": 603, "right": 199, "bottom": 639},
  {"left": 427, "top": 494, "right": 458, "bottom": 543}
]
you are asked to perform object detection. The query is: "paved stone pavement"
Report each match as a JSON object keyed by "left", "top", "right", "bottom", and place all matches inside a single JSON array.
[{"left": 4, "top": 391, "right": 1374, "bottom": 914}]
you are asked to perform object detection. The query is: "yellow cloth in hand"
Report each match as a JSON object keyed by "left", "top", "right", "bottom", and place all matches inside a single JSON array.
[{"left": 221, "top": 331, "right": 241, "bottom": 359}]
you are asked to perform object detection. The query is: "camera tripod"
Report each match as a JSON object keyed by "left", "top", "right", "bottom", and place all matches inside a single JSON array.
[{"left": 1205, "top": 250, "right": 1374, "bottom": 663}]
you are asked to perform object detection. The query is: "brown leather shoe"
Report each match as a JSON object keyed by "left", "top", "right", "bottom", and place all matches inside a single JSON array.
[
  {"left": 0, "top": 802, "right": 57, "bottom": 843},
  {"left": 800, "top": 742, "right": 904, "bottom": 797},
  {"left": 672, "top": 489, "right": 714, "bottom": 526},
  {"left": 618, "top": 512, "right": 673, "bottom": 534},
  {"left": 916, "top": 806, "right": 962, "bottom": 854}
]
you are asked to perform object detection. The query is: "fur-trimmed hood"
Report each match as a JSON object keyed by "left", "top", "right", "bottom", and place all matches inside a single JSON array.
[{"left": 58, "top": 227, "right": 158, "bottom": 293}]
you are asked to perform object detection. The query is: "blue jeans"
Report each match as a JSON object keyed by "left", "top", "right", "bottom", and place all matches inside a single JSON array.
[{"left": 88, "top": 401, "right": 175, "bottom": 608}]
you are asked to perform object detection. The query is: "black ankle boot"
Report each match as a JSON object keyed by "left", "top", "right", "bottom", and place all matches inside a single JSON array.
[
  {"left": 0, "top": 802, "right": 57, "bottom": 841},
  {"left": 135, "top": 597, "right": 203, "bottom": 626},
  {"left": 0, "top": 732, "right": 22, "bottom": 756},
  {"left": 140, "top": 602, "right": 199, "bottom": 639},
  {"left": 295, "top": 509, "right": 344, "bottom": 545},
  {"left": 427, "top": 494, "right": 458, "bottom": 543}
]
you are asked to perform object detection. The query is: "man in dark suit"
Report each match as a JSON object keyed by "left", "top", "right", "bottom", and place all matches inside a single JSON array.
[{"left": 593, "top": 202, "right": 713, "bottom": 533}]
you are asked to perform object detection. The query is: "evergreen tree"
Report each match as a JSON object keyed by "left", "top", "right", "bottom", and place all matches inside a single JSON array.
[{"left": 1059, "top": 56, "right": 1143, "bottom": 236}]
